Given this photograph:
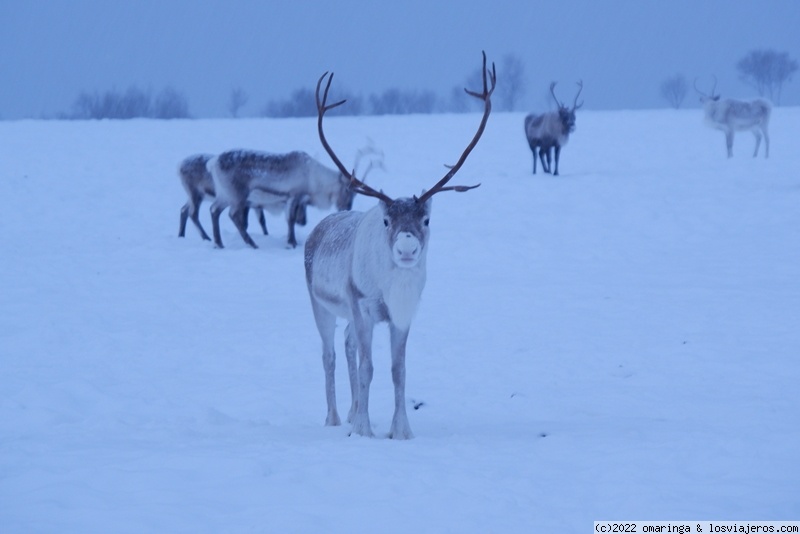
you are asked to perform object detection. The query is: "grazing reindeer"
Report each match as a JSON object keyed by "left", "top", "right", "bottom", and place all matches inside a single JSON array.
[
  {"left": 207, "top": 150, "right": 359, "bottom": 249},
  {"left": 305, "top": 52, "right": 495, "bottom": 439},
  {"left": 695, "top": 77, "right": 771, "bottom": 158},
  {"left": 178, "top": 153, "right": 268, "bottom": 241},
  {"left": 524, "top": 80, "right": 583, "bottom": 175}
]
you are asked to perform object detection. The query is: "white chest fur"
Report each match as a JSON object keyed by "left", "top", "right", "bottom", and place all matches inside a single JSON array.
[{"left": 382, "top": 267, "right": 426, "bottom": 330}]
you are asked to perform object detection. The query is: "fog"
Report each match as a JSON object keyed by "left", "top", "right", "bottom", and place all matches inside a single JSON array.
[{"left": 1, "top": 0, "right": 797, "bottom": 119}]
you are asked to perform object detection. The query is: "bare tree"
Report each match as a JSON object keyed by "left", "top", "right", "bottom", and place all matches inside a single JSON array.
[
  {"left": 447, "top": 85, "right": 470, "bottom": 113},
  {"left": 228, "top": 87, "right": 248, "bottom": 118},
  {"left": 72, "top": 86, "right": 150, "bottom": 119},
  {"left": 660, "top": 74, "right": 688, "bottom": 109},
  {"left": 153, "top": 87, "right": 190, "bottom": 119},
  {"left": 496, "top": 53, "right": 526, "bottom": 111},
  {"left": 70, "top": 85, "right": 190, "bottom": 119},
  {"left": 369, "top": 88, "right": 438, "bottom": 115},
  {"left": 736, "top": 49, "right": 798, "bottom": 104},
  {"left": 263, "top": 86, "right": 363, "bottom": 118},
  {"left": 263, "top": 88, "right": 316, "bottom": 117}
]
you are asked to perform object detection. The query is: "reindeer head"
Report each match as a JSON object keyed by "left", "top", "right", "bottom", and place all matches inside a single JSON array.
[
  {"left": 550, "top": 80, "right": 584, "bottom": 133},
  {"left": 316, "top": 52, "right": 496, "bottom": 270},
  {"left": 335, "top": 174, "right": 356, "bottom": 211},
  {"left": 694, "top": 76, "right": 721, "bottom": 103}
]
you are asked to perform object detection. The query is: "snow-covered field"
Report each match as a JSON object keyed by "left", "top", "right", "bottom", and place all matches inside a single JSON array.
[{"left": 1, "top": 107, "right": 798, "bottom": 532}]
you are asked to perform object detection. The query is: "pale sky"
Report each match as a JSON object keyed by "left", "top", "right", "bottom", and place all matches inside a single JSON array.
[{"left": 1, "top": 0, "right": 797, "bottom": 119}]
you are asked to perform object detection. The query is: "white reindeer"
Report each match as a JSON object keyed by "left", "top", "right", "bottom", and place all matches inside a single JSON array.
[
  {"left": 305, "top": 52, "right": 495, "bottom": 439},
  {"left": 695, "top": 77, "right": 771, "bottom": 158},
  {"left": 178, "top": 153, "right": 268, "bottom": 241},
  {"left": 206, "top": 150, "right": 356, "bottom": 249},
  {"left": 524, "top": 80, "right": 583, "bottom": 175}
]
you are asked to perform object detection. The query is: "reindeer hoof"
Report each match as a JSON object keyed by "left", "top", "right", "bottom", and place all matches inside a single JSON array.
[
  {"left": 388, "top": 428, "right": 414, "bottom": 440},
  {"left": 325, "top": 413, "right": 341, "bottom": 426},
  {"left": 349, "top": 416, "right": 374, "bottom": 437}
]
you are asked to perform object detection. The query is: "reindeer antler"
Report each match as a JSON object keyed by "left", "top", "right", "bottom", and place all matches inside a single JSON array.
[
  {"left": 417, "top": 51, "right": 495, "bottom": 203},
  {"left": 572, "top": 80, "right": 584, "bottom": 111},
  {"left": 317, "top": 51, "right": 495, "bottom": 206},
  {"left": 353, "top": 144, "right": 385, "bottom": 183},
  {"left": 694, "top": 75, "right": 718, "bottom": 98},
  {"left": 316, "top": 73, "right": 394, "bottom": 204},
  {"left": 550, "top": 81, "right": 563, "bottom": 108}
]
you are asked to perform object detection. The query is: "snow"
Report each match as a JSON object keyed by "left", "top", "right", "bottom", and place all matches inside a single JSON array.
[{"left": 1, "top": 108, "right": 799, "bottom": 532}]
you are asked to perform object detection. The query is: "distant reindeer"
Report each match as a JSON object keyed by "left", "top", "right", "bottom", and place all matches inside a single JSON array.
[
  {"left": 178, "top": 154, "right": 269, "bottom": 241},
  {"left": 305, "top": 52, "right": 495, "bottom": 439},
  {"left": 695, "top": 77, "right": 771, "bottom": 158},
  {"left": 207, "top": 149, "right": 373, "bottom": 249},
  {"left": 524, "top": 80, "right": 583, "bottom": 175}
]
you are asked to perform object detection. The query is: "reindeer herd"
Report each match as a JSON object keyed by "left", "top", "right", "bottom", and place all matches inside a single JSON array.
[{"left": 175, "top": 52, "right": 774, "bottom": 440}]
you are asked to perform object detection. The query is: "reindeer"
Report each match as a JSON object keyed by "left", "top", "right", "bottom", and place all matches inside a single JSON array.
[
  {"left": 305, "top": 52, "right": 495, "bottom": 439},
  {"left": 524, "top": 80, "right": 583, "bottom": 175},
  {"left": 695, "top": 77, "right": 771, "bottom": 158},
  {"left": 207, "top": 149, "right": 363, "bottom": 249},
  {"left": 178, "top": 153, "right": 269, "bottom": 242}
]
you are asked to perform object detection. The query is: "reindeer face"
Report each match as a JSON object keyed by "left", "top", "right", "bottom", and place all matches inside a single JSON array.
[
  {"left": 381, "top": 197, "right": 431, "bottom": 269},
  {"left": 559, "top": 107, "right": 577, "bottom": 133}
]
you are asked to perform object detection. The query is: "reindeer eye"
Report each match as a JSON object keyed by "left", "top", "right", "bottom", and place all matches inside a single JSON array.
[
  {"left": 383, "top": 218, "right": 389, "bottom": 227},
  {"left": 423, "top": 218, "right": 430, "bottom": 227}
]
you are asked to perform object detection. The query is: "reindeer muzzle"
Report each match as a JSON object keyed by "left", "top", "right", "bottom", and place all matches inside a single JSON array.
[{"left": 393, "top": 233, "right": 422, "bottom": 268}]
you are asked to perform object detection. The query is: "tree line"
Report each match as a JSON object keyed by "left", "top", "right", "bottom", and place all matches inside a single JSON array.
[
  {"left": 63, "top": 54, "right": 525, "bottom": 120},
  {"left": 57, "top": 48, "right": 796, "bottom": 119},
  {"left": 67, "top": 86, "right": 190, "bottom": 119}
]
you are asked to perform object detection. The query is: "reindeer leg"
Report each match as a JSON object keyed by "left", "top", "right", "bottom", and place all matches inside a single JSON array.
[
  {"left": 230, "top": 204, "right": 258, "bottom": 248},
  {"left": 179, "top": 203, "right": 190, "bottom": 237},
  {"left": 349, "top": 307, "right": 375, "bottom": 437},
  {"left": 286, "top": 205, "right": 298, "bottom": 249},
  {"left": 293, "top": 195, "right": 309, "bottom": 226},
  {"left": 242, "top": 206, "right": 250, "bottom": 232},
  {"left": 752, "top": 129, "right": 762, "bottom": 158},
  {"left": 553, "top": 145, "right": 561, "bottom": 176},
  {"left": 344, "top": 322, "right": 358, "bottom": 423},
  {"left": 725, "top": 131, "right": 734, "bottom": 158},
  {"left": 540, "top": 147, "right": 551, "bottom": 174},
  {"left": 388, "top": 324, "right": 413, "bottom": 440},
  {"left": 187, "top": 192, "right": 211, "bottom": 240},
  {"left": 311, "top": 299, "right": 340, "bottom": 426},
  {"left": 181, "top": 193, "right": 211, "bottom": 240},
  {"left": 190, "top": 210, "right": 211, "bottom": 241},
  {"left": 210, "top": 201, "right": 225, "bottom": 248},
  {"left": 257, "top": 208, "right": 268, "bottom": 235},
  {"left": 763, "top": 126, "right": 770, "bottom": 159},
  {"left": 532, "top": 148, "right": 537, "bottom": 174}
]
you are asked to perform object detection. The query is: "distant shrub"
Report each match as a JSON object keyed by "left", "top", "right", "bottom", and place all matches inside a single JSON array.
[
  {"left": 70, "top": 86, "right": 190, "bottom": 119},
  {"left": 262, "top": 86, "right": 363, "bottom": 118},
  {"left": 369, "top": 89, "right": 438, "bottom": 115},
  {"left": 660, "top": 74, "right": 688, "bottom": 109},
  {"left": 228, "top": 87, "right": 249, "bottom": 118},
  {"left": 152, "top": 87, "right": 190, "bottom": 119}
]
